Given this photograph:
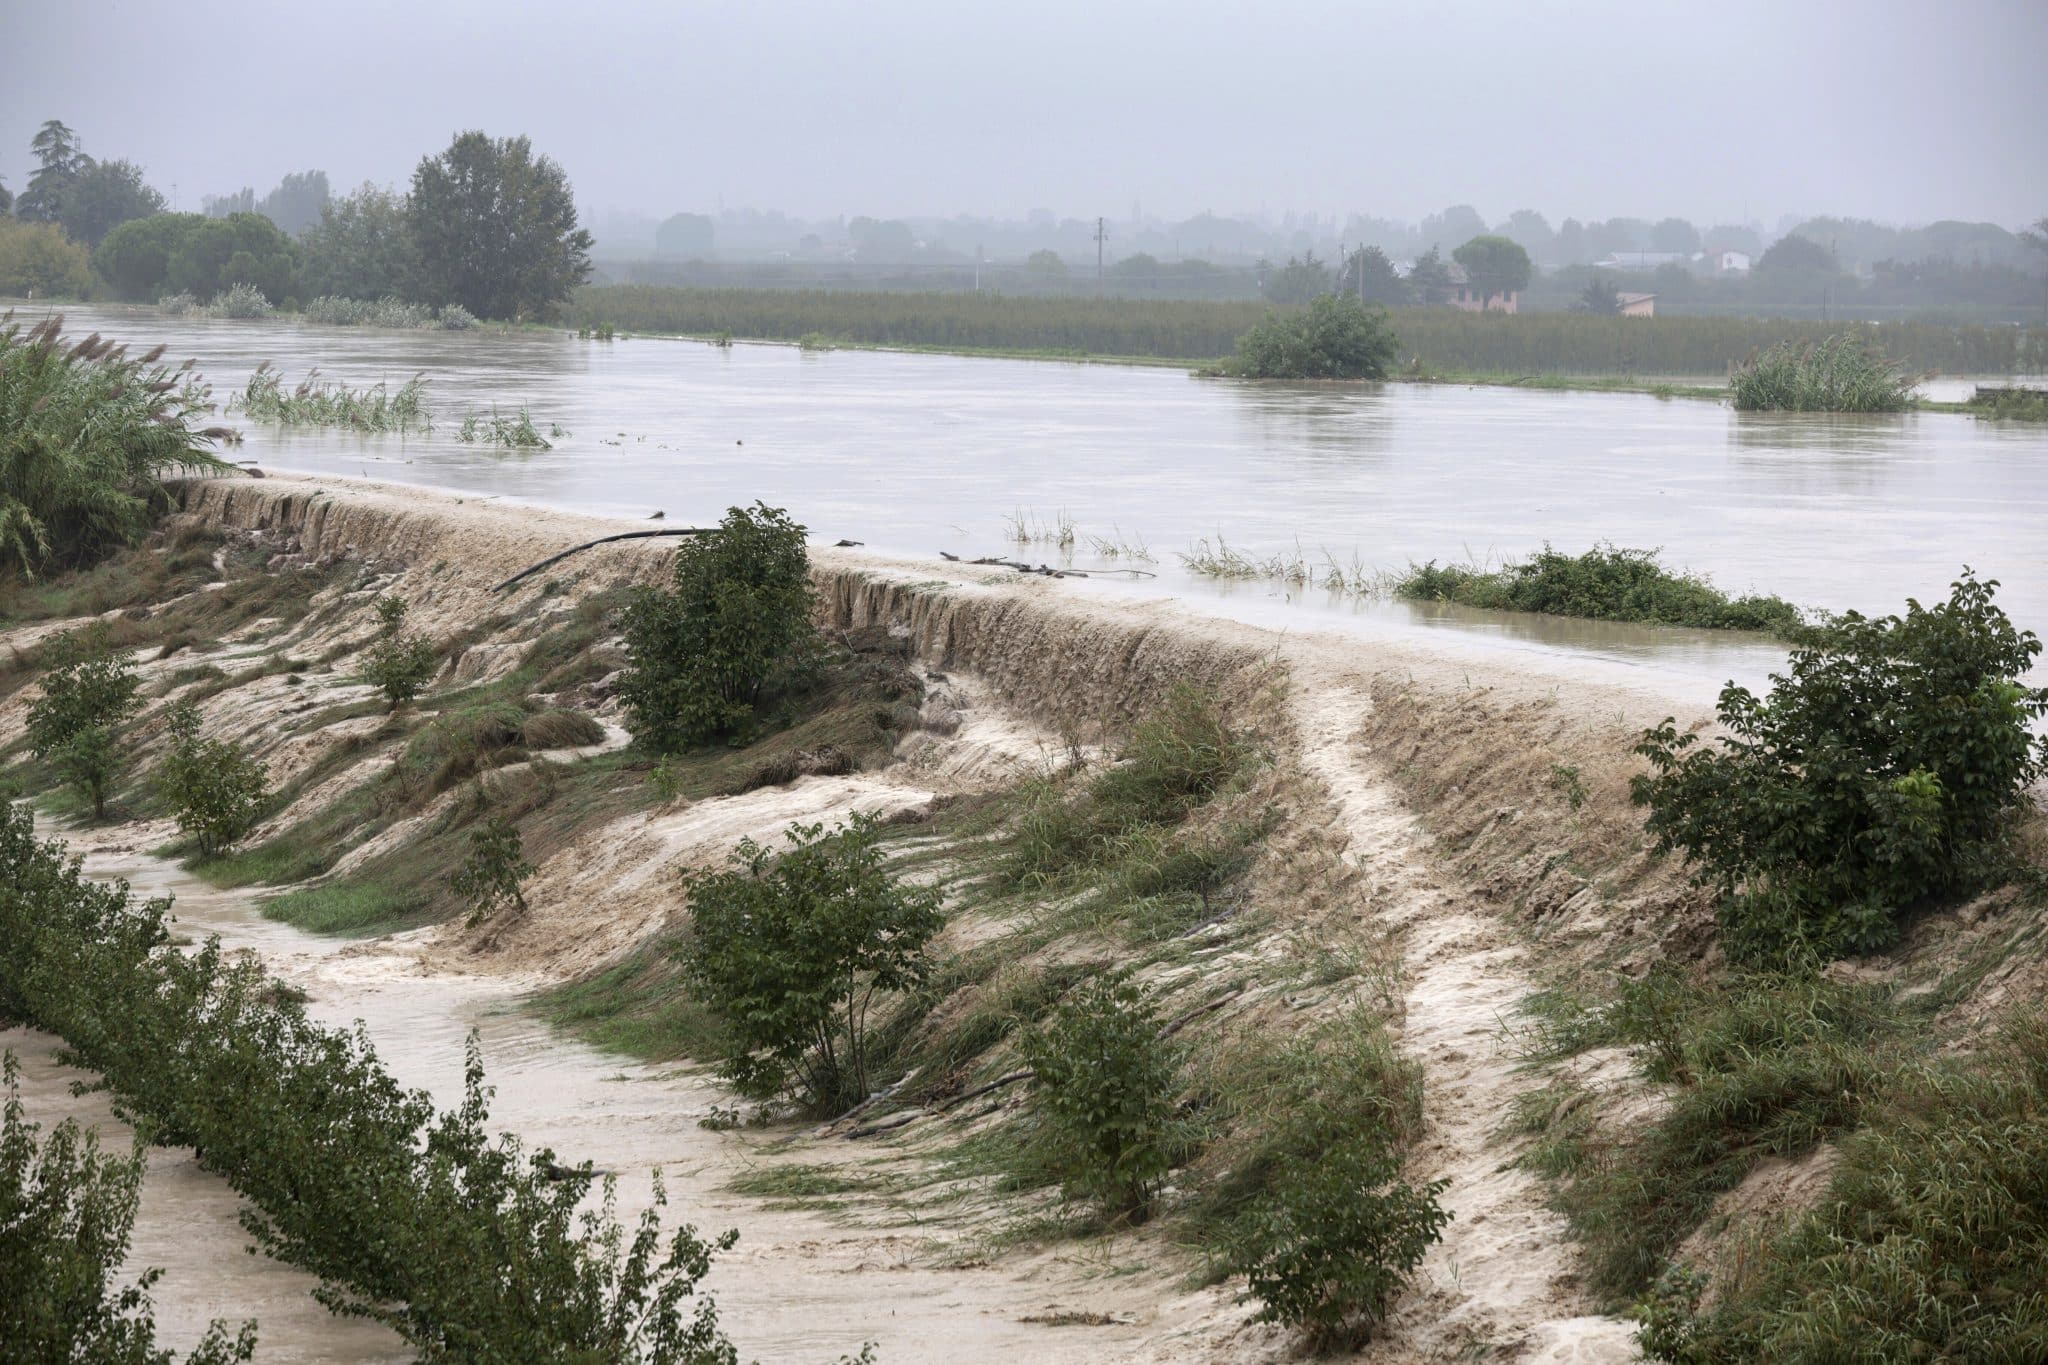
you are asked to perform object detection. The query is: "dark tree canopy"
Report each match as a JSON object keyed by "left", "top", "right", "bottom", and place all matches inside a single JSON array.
[
  {"left": 1338, "top": 245, "right": 1410, "bottom": 306},
  {"left": 17, "top": 120, "right": 90, "bottom": 223},
  {"left": 1451, "top": 235, "right": 1532, "bottom": 304},
  {"left": 165, "top": 213, "right": 298, "bottom": 302},
  {"left": 297, "top": 184, "right": 417, "bottom": 301},
  {"left": 1406, "top": 246, "right": 1453, "bottom": 304},
  {"left": 1264, "top": 251, "right": 1333, "bottom": 305},
  {"left": 655, "top": 212, "right": 714, "bottom": 258},
  {"left": 407, "top": 131, "right": 592, "bottom": 320},
  {"left": 57, "top": 159, "right": 166, "bottom": 248},
  {"left": 1757, "top": 234, "right": 1836, "bottom": 274}
]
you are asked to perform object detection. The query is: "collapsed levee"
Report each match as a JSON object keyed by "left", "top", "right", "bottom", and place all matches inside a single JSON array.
[{"left": 7, "top": 472, "right": 1704, "bottom": 1360}]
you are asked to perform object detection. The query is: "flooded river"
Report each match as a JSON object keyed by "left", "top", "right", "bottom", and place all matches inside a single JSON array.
[{"left": 32, "top": 304, "right": 2048, "bottom": 692}]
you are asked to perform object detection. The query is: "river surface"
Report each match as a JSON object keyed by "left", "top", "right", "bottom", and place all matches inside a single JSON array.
[{"left": 32, "top": 304, "right": 2048, "bottom": 694}]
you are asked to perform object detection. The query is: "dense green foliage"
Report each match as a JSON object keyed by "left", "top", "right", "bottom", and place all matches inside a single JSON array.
[
  {"left": 359, "top": 596, "right": 441, "bottom": 709},
  {"left": 1635, "top": 1008, "right": 2048, "bottom": 1362},
  {"left": 1396, "top": 545, "right": 1805, "bottom": 635},
  {"left": 155, "top": 703, "right": 270, "bottom": 855},
  {"left": 94, "top": 212, "right": 298, "bottom": 304},
  {"left": 408, "top": 132, "right": 593, "bottom": 321},
  {"left": 619, "top": 503, "right": 819, "bottom": 753},
  {"left": 1226, "top": 295, "right": 1400, "bottom": 379},
  {"left": 0, "top": 217, "right": 95, "bottom": 297},
  {"left": 1451, "top": 233, "right": 1532, "bottom": 304},
  {"left": 451, "top": 813, "right": 535, "bottom": 928},
  {"left": 1729, "top": 333, "right": 1916, "bottom": 412},
  {"left": 682, "top": 816, "right": 943, "bottom": 1112},
  {"left": 566, "top": 286, "right": 2047, "bottom": 373},
  {"left": 1966, "top": 385, "right": 2048, "bottom": 421},
  {"left": 0, "top": 314, "right": 234, "bottom": 580},
  {"left": 0, "top": 1054, "right": 257, "bottom": 1364},
  {"left": 1020, "top": 974, "right": 1185, "bottom": 1218},
  {"left": 1209, "top": 1016, "right": 1448, "bottom": 1348},
  {"left": 297, "top": 184, "right": 419, "bottom": 302},
  {"left": 0, "top": 801, "right": 743, "bottom": 1362},
  {"left": 1633, "top": 573, "right": 2047, "bottom": 962},
  {"left": 25, "top": 634, "right": 141, "bottom": 818}
]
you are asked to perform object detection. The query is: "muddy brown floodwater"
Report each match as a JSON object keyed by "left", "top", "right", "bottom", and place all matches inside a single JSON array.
[
  {"left": 28, "top": 305, "right": 2048, "bottom": 696},
  {"left": 7, "top": 830, "right": 1230, "bottom": 1364}
]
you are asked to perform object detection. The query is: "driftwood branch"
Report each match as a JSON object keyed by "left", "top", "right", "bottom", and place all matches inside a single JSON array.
[
  {"left": 1157, "top": 988, "right": 1245, "bottom": 1040},
  {"left": 490, "top": 528, "right": 715, "bottom": 593},
  {"left": 934, "top": 1067, "right": 1037, "bottom": 1113}
]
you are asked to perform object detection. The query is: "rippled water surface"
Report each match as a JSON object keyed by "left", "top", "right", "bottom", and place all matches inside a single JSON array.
[{"left": 43, "top": 305, "right": 2048, "bottom": 689}]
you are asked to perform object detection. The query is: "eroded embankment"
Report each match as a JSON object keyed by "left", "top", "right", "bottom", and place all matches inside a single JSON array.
[{"left": 33, "top": 470, "right": 1990, "bottom": 1362}]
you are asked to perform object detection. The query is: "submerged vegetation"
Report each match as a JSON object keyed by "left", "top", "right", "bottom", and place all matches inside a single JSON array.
[
  {"left": 1395, "top": 544, "right": 1806, "bottom": 634},
  {"left": 1965, "top": 384, "right": 2048, "bottom": 421},
  {"left": 299, "top": 295, "right": 476, "bottom": 330},
  {"left": 455, "top": 406, "right": 551, "bottom": 449},
  {"left": 1729, "top": 333, "right": 1916, "bottom": 412},
  {"left": 1221, "top": 295, "right": 1400, "bottom": 380},
  {"left": 157, "top": 283, "right": 276, "bottom": 320},
  {"left": 0, "top": 313, "right": 234, "bottom": 581},
  {"left": 229, "top": 362, "right": 431, "bottom": 432}
]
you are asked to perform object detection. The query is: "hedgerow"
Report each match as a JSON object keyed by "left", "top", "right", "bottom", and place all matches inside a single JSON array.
[{"left": 0, "top": 801, "right": 743, "bottom": 1363}]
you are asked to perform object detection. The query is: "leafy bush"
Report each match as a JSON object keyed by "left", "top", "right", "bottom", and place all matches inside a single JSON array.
[
  {"left": 681, "top": 816, "right": 943, "bottom": 1113},
  {"left": 1200, "top": 1012, "right": 1446, "bottom": 1348},
  {"left": 1633, "top": 572, "right": 2047, "bottom": 961},
  {"left": 358, "top": 596, "right": 440, "bottom": 710},
  {"left": 1, "top": 1053, "right": 257, "bottom": 1364},
  {"left": 451, "top": 813, "right": 535, "bottom": 927},
  {"left": 1227, "top": 294, "right": 1400, "bottom": 379},
  {"left": 1396, "top": 544, "right": 1804, "bottom": 635},
  {"left": 1230, "top": 1139, "right": 1449, "bottom": 1350},
  {"left": 619, "top": 503, "right": 819, "bottom": 753},
  {"left": 207, "top": 283, "right": 273, "bottom": 319},
  {"left": 0, "top": 217, "right": 94, "bottom": 298},
  {"left": 1729, "top": 333, "right": 1915, "bottom": 411},
  {"left": 26, "top": 633, "right": 141, "bottom": 818},
  {"left": 1, "top": 314, "right": 234, "bottom": 580},
  {"left": 300, "top": 294, "right": 434, "bottom": 328},
  {"left": 0, "top": 801, "right": 744, "bottom": 1362},
  {"left": 1635, "top": 1008, "right": 2048, "bottom": 1362},
  {"left": 1019, "top": 974, "right": 1185, "bottom": 1218},
  {"left": 156, "top": 704, "right": 269, "bottom": 856}
]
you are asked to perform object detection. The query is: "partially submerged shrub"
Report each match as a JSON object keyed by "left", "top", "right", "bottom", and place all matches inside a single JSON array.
[
  {"left": 451, "top": 813, "right": 535, "bottom": 928},
  {"left": 208, "top": 282, "right": 274, "bottom": 319},
  {"left": 1964, "top": 385, "right": 2048, "bottom": 421},
  {"left": 619, "top": 503, "right": 819, "bottom": 753},
  {"left": 358, "top": 596, "right": 440, "bottom": 710},
  {"left": 1019, "top": 974, "right": 1185, "bottom": 1218},
  {"left": 1, "top": 313, "right": 234, "bottom": 580},
  {"left": 1226, "top": 294, "right": 1399, "bottom": 380},
  {"left": 681, "top": 816, "right": 943, "bottom": 1114},
  {"left": 1396, "top": 544, "right": 1804, "bottom": 635},
  {"left": 457, "top": 406, "right": 551, "bottom": 449},
  {"left": 1730, "top": 333, "right": 1914, "bottom": 412},
  {"left": 157, "top": 703, "right": 270, "bottom": 856},
  {"left": 0, "top": 1052, "right": 258, "bottom": 1363},
  {"left": 26, "top": 632, "right": 141, "bottom": 819},
  {"left": 1633, "top": 571, "right": 2047, "bottom": 962},
  {"left": 229, "top": 363, "right": 430, "bottom": 433}
]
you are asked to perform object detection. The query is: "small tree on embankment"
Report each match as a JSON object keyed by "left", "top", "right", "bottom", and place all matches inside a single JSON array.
[{"left": 1223, "top": 294, "right": 1400, "bottom": 379}]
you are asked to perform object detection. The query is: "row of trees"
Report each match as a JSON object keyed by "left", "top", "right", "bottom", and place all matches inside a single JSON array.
[
  {"left": 3, "top": 121, "right": 594, "bottom": 320},
  {"left": 1263, "top": 235, "right": 1534, "bottom": 310}
]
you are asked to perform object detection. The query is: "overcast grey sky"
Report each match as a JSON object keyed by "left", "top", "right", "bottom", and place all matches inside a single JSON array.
[{"left": 3, "top": 0, "right": 2043, "bottom": 228}]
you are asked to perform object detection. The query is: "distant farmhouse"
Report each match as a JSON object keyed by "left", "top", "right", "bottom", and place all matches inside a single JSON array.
[
  {"left": 1616, "top": 291, "right": 1657, "bottom": 317},
  {"left": 1443, "top": 262, "right": 1519, "bottom": 313}
]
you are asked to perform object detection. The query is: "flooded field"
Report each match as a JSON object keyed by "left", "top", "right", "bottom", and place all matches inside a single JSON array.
[{"left": 32, "top": 304, "right": 2048, "bottom": 689}]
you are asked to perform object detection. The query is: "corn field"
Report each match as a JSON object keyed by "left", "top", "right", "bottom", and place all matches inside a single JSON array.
[{"left": 568, "top": 285, "right": 2048, "bottom": 376}]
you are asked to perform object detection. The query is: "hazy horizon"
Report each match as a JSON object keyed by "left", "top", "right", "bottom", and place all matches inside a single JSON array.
[{"left": 3, "top": 0, "right": 2044, "bottom": 232}]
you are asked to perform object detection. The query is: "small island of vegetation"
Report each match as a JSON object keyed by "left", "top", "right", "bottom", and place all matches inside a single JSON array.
[{"left": 1394, "top": 544, "right": 1806, "bottom": 635}]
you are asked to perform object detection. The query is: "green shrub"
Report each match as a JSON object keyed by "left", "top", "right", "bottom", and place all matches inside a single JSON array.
[
  {"left": 156, "top": 704, "right": 270, "bottom": 856},
  {"left": 1636, "top": 1008, "right": 2048, "bottom": 1362},
  {"left": 1019, "top": 974, "right": 1185, "bottom": 1218},
  {"left": 0, "top": 802, "right": 743, "bottom": 1362},
  {"left": 0, "top": 315, "right": 234, "bottom": 581},
  {"left": 1633, "top": 571, "right": 2047, "bottom": 962},
  {"left": 1227, "top": 294, "right": 1400, "bottom": 379},
  {"left": 450, "top": 813, "right": 535, "bottom": 927},
  {"left": 358, "top": 596, "right": 440, "bottom": 710},
  {"left": 681, "top": 815, "right": 943, "bottom": 1113},
  {"left": 1965, "top": 385, "right": 2048, "bottom": 421},
  {"left": 1729, "top": 333, "right": 1915, "bottom": 411},
  {"left": 1230, "top": 1138, "right": 1449, "bottom": 1350},
  {"left": 25, "top": 632, "right": 141, "bottom": 818},
  {"left": 1396, "top": 544, "right": 1804, "bottom": 635},
  {"left": 619, "top": 503, "right": 819, "bottom": 753},
  {"left": 1, "top": 1052, "right": 257, "bottom": 1364}
]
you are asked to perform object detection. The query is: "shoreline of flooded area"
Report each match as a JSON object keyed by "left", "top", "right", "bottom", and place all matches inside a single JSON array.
[{"left": 20, "top": 304, "right": 2048, "bottom": 694}]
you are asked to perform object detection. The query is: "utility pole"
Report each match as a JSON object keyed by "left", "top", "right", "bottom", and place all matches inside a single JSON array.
[{"left": 1094, "top": 217, "right": 1107, "bottom": 296}]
